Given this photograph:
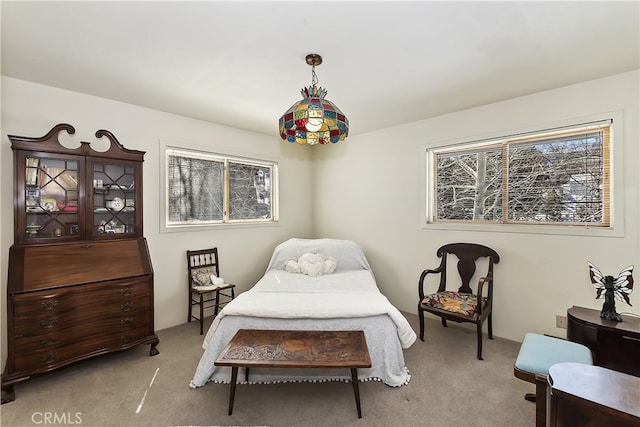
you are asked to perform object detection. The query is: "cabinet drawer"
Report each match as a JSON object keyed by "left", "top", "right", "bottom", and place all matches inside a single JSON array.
[
  {"left": 14, "top": 300, "right": 150, "bottom": 338},
  {"left": 12, "top": 277, "right": 151, "bottom": 317},
  {"left": 597, "top": 330, "right": 640, "bottom": 377},
  {"left": 13, "top": 325, "right": 152, "bottom": 373}
]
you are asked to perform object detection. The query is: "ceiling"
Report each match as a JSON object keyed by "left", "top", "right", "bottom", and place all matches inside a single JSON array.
[{"left": 2, "top": 1, "right": 639, "bottom": 138}]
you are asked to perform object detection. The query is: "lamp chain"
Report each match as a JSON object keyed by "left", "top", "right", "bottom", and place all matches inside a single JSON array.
[{"left": 311, "top": 66, "right": 319, "bottom": 87}]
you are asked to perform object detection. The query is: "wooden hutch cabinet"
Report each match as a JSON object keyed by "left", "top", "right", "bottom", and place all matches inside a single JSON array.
[{"left": 2, "top": 123, "right": 159, "bottom": 404}]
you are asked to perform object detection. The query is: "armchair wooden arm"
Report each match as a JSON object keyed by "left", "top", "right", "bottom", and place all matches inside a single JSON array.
[
  {"left": 475, "top": 274, "right": 493, "bottom": 317},
  {"left": 418, "top": 267, "right": 443, "bottom": 300}
]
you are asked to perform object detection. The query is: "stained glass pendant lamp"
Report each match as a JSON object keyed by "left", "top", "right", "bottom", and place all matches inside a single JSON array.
[{"left": 279, "top": 54, "right": 349, "bottom": 145}]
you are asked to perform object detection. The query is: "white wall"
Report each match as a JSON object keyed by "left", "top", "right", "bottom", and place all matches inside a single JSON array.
[
  {"left": 0, "top": 77, "right": 315, "bottom": 370},
  {"left": 313, "top": 70, "right": 640, "bottom": 342},
  {"left": 1, "top": 71, "right": 638, "bottom": 369}
]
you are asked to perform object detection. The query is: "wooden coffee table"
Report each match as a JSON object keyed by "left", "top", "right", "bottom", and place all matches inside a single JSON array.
[{"left": 215, "top": 329, "right": 371, "bottom": 418}]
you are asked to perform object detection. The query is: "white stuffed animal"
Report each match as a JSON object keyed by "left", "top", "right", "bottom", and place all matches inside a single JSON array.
[
  {"left": 285, "top": 258, "right": 302, "bottom": 274},
  {"left": 285, "top": 252, "right": 337, "bottom": 277}
]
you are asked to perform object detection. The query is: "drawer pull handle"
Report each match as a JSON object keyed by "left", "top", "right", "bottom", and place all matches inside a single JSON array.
[
  {"left": 41, "top": 337, "right": 57, "bottom": 346},
  {"left": 622, "top": 335, "right": 640, "bottom": 342},
  {"left": 82, "top": 244, "right": 92, "bottom": 249},
  {"left": 40, "top": 319, "right": 58, "bottom": 328},
  {"left": 121, "top": 302, "right": 133, "bottom": 312},
  {"left": 42, "top": 353, "right": 56, "bottom": 364},
  {"left": 121, "top": 288, "right": 133, "bottom": 296},
  {"left": 121, "top": 317, "right": 133, "bottom": 326},
  {"left": 42, "top": 300, "right": 59, "bottom": 311},
  {"left": 121, "top": 333, "right": 133, "bottom": 343}
]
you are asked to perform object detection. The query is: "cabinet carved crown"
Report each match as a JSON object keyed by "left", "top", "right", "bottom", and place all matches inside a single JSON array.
[{"left": 9, "top": 123, "right": 145, "bottom": 244}]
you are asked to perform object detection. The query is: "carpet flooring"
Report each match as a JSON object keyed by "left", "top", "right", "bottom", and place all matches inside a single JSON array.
[{"left": 1, "top": 312, "right": 533, "bottom": 426}]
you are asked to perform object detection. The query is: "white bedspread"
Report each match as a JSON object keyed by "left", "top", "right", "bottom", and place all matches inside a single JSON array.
[
  {"left": 190, "top": 238, "right": 417, "bottom": 388},
  {"left": 202, "top": 270, "right": 416, "bottom": 350}
]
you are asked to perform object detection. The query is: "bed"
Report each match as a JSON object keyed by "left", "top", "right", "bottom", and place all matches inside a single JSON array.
[{"left": 189, "top": 238, "right": 417, "bottom": 388}]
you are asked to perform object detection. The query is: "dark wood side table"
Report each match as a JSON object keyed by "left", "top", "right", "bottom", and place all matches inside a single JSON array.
[
  {"left": 547, "top": 362, "right": 640, "bottom": 427},
  {"left": 215, "top": 329, "right": 371, "bottom": 418},
  {"left": 567, "top": 306, "right": 640, "bottom": 376}
]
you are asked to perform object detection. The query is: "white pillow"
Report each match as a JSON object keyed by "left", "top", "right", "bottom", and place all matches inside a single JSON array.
[{"left": 192, "top": 267, "right": 216, "bottom": 286}]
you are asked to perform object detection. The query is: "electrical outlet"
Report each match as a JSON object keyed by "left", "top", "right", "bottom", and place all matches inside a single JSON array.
[{"left": 556, "top": 315, "right": 567, "bottom": 329}]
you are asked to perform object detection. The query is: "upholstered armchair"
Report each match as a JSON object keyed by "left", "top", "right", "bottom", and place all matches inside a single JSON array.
[{"left": 418, "top": 243, "right": 500, "bottom": 360}]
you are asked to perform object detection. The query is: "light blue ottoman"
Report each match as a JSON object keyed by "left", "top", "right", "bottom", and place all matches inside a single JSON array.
[{"left": 514, "top": 333, "right": 593, "bottom": 427}]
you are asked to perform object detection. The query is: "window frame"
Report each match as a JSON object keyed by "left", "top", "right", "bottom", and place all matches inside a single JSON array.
[
  {"left": 421, "top": 112, "right": 624, "bottom": 237},
  {"left": 160, "top": 141, "right": 279, "bottom": 233}
]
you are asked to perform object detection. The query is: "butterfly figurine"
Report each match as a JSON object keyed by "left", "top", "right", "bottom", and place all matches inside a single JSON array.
[{"left": 587, "top": 262, "right": 634, "bottom": 322}]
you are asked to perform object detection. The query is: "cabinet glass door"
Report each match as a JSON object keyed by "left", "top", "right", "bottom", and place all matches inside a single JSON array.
[
  {"left": 92, "top": 162, "right": 137, "bottom": 237},
  {"left": 25, "top": 155, "right": 80, "bottom": 241}
]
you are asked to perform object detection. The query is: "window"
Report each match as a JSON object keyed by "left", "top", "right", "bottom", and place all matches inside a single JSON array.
[
  {"left": 428, "top": 120, "right": 611, "bottom": 227},
  {"left": 164, "top": 146, "right": 278, "bottom": 228}
]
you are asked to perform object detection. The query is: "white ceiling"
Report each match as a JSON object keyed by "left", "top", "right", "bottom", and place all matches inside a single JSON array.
[{"left": 2, "top": 1, "right": 639, "bottom": 138}]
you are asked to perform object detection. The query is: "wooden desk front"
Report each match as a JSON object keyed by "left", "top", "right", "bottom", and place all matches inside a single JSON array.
[{"left": 547, "top": 362, "right": 640, "bottom": 427}]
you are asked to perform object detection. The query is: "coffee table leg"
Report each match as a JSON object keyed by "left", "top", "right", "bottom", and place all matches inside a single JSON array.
[
  {"left": 350, "top": 368, "right": 363, "bottom": 418},
  {"left": 228, "top": 367, "right": 238, "bottom": 415}
]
